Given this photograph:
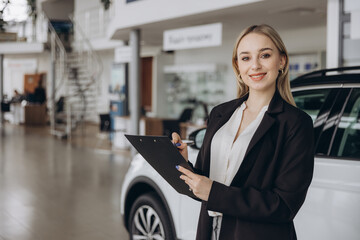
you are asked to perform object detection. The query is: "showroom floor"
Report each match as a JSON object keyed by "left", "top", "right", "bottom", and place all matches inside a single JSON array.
[{"left": 0, "top": 123, "right": 131, "bottom": 240}]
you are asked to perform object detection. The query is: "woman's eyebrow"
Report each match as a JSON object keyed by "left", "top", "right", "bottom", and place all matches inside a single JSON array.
[
  {"left": 239, "top": 48, "right": 273, "bottom": 55},
  {"left": 260, "top": 47, "right": 273, "bottom": 52}
]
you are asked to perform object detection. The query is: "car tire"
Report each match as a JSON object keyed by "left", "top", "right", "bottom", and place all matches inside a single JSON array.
[{"left": 128, "top": 192, "right": 175, "bottom": 240}]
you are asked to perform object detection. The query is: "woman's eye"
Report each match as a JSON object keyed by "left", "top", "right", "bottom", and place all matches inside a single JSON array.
[
  {"left": 261, "top": 53, "right": 271, "bottom": 59},
  {"left": 241, "top": 57, "right": 249, "bottom": 61}
]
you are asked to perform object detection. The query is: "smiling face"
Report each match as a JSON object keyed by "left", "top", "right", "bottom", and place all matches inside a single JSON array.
[{"left": 236, "top": 32, "right": 285, "bottom": 96}]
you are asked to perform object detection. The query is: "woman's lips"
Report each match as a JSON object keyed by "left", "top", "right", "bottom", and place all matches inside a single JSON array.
[{"left": 249, "top": 73, "right": 267, "bottom": 81}]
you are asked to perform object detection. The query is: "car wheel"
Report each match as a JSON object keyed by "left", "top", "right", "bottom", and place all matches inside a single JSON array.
[{"left": 129, "top": 192, "right": 175, "bottom": 240}]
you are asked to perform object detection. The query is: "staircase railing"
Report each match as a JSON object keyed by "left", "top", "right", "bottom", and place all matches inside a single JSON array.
[
  {"left": 38, "top": 12, "right": 69, "bottom": 137},
  {"left": 46, "top": 17, "right": 68, "bottom": 95},
  {"left": 65, "top": 14, "right": 103, "bottom": 130},
  {"left": 69, "top": 14, "right": 103, "bottom": 95}
]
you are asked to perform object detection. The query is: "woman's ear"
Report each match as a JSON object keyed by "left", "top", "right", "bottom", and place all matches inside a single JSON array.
[{"left": 280, "top": 54, "right": 286, "bottom": 69}]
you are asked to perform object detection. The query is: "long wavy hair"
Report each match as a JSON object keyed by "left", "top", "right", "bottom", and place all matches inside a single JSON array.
[{"left": 232, "top": 24, "right": 295, "bottom": 106}]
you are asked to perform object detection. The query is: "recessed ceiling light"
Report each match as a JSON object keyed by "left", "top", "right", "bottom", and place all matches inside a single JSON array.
[{"left": 269, "top": 7, "right": 320, "bottom": 16}]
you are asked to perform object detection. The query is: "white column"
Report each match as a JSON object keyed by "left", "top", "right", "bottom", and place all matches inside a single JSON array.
[
  {"left": 0, "top": 54, "right": 3, "bottom": 127},
  {"left": 327, "top": 0, "right": 341, "bottom": 68},
  {"left": 129, "top": 29, "right": 141, "bottom": 136},
  {"left": 50, "top": 32, "right": 56, "bottom": 132}
]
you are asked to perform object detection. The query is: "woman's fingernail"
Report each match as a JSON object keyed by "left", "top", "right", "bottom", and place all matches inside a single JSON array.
[
  {"left": 176, "top": 143, "right": 181, "bottom": 147},
  {"left": 175, "top": 165, "right": 179, "bottom": 170}
]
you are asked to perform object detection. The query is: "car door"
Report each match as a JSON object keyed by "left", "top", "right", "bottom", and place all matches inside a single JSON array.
[{"left": 295, "top": 86, "right": 360, "bottom": 240}]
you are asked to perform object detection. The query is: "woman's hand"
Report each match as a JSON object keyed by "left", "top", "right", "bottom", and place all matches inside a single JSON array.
[
  {"left": 177, "top": 165, "right": 213, "bottom": 201},
  {"left": 171, "top": 132, "right": 188, "bottom": 161}
]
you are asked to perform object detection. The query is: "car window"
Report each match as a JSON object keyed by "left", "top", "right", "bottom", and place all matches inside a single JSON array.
[
  {"left": 330, "top": 88, "right": 360, "bottom": 159},
  {"left": 293, "top": 88, "right": 341, "bottom": 151},
  {"left": 315, "top": 88, "right": 351, "bottom": 156},
  {"left": 293, "top": 89, "right": 331, "bottom": 122}
]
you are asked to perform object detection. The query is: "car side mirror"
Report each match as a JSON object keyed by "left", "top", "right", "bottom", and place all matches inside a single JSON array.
[{"left": 188, "top": 128, "right": 206, "bottom": 150}]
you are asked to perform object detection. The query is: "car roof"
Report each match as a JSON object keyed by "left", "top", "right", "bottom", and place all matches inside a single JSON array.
[{"left": 291, "top": 66, "right": 360, "bottom": 88}]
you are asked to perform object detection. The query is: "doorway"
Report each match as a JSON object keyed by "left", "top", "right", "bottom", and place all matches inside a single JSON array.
[{"left": 141, "top": 57, "right": 153, "bottom": 114}]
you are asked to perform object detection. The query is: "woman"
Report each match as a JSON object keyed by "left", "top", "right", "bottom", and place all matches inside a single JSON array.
[{"left": 172, "top": 24, "right": 314, "bottom": 240}]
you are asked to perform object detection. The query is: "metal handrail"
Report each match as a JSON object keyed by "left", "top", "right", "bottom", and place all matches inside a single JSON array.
[
  {"left": 69, "top": 13, "right": 103, "bottom": 92},
  {"left": 40, "top": 12, "right": 68, "bottom": 96},
  {"left": 38, "top": 12, "right": 70, "bottom": 136}
]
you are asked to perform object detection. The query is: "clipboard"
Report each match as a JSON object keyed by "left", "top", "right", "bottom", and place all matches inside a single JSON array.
[{"left": 125, "top": 134, "right": 199, "bottom": 200}]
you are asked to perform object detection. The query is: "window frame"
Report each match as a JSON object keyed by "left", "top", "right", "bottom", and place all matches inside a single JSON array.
[
  {"left": 327, "top": 87, "right": 360, "bottom": 161},
  {"left": 291, "top": 85, "right": 342, "bottom": 156}
]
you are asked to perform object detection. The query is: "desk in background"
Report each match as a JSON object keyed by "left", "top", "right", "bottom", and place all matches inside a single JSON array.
[{"left": 24, "top": 104, "right": 47, "bottom": 125}]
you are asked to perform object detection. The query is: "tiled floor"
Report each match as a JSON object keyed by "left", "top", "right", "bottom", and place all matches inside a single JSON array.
[{"left": 0, "top": 123, "right": 131, "bottom": 240}]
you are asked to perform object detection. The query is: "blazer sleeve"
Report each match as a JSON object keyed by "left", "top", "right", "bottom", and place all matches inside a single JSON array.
[{"left": 206, "top": 112, "right": 315, "bottom": 223}]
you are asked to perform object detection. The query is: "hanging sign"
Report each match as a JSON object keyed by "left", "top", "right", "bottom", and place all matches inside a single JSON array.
[
  {"left": 114, "top": 46, "right": 132, "bottom": 63},
  {"left": 163, "top": 23, "right": 222, "bottom": 51}
]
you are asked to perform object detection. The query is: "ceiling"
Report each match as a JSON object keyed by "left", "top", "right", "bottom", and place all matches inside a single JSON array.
[{"left": 111, "top": 0, "right": 327, "bottom": 46}]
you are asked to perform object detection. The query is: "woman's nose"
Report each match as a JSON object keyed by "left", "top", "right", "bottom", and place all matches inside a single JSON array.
[{"left": 251, "top": 58, "right": 261, "bottom": 70}]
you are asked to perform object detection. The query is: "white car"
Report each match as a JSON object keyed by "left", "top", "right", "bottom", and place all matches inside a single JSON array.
[{"left": 120, "top": 66, "right": 360, "bottom": 240}]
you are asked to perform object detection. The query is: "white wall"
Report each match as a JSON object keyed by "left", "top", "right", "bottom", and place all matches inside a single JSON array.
[
  {"left": 42, "top": 0, "right": 74, "bottom": 20},
  {"left": 280, "top": 26, "right": 327, "bottom": 54},
  {"left": 74, "top": 0, "right": 122, "bottom": 50},
  {"left": 74, "top": 0, "right": 101, "bottom": 14}
]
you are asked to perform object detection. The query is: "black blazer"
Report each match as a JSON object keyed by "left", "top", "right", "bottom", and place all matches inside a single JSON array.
[{"left": 193, "top": 90, "right": 314, "bottom": 240}]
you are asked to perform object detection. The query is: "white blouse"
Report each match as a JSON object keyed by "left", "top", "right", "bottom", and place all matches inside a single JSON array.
[{"left": 208, "top": 101, "right": 268, "bottom": 218}]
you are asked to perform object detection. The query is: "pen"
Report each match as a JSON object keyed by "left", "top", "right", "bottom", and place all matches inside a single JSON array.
[
  {"left": 173, "top": 140, "right": 195, "bottom": 147},
  {"left": 181, "top": 140, "right": 195, "bottom": 146}
]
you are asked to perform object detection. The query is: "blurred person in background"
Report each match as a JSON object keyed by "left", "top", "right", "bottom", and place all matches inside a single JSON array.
[{"left": 33, "top": 78, "right": 46, "bottom": 104}]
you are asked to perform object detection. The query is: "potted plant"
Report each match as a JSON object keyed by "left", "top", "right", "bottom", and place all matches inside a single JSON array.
[
  {"left": 101, "top": 0, "right": 111, "bottom": 10},
  {"left": 0, "top": 0, "right": 18, "bottom": 42},
  {"left": 0, "top": 0, "right": 10, "bottom": 32},
  {"left": 27, "top": 0, "right": 36, "bottom": 41}
]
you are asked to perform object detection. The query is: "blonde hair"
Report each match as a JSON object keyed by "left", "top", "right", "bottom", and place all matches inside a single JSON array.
[{"left": 232, "top": 24, "right": 295, "bottom": 106}]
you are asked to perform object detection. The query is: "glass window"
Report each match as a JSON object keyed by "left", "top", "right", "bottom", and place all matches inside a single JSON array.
[
  {"left": 293, "top": 89, "right": 331, "bottom": 122},
  {"left": 330, "top": 89, "right": 360, "bottom": 159},
  {"left": 344, "top": 0, "right": 360, "bottom": 14}
]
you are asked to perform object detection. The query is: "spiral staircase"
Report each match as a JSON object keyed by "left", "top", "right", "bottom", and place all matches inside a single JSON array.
[{"left": 43, "top": 12, "right": 103, "bottom": 138}]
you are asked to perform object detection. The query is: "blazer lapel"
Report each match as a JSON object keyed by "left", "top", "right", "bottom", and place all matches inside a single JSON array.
[{"left": 243, "top": 113, "right": 275, "bottom": 161}]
